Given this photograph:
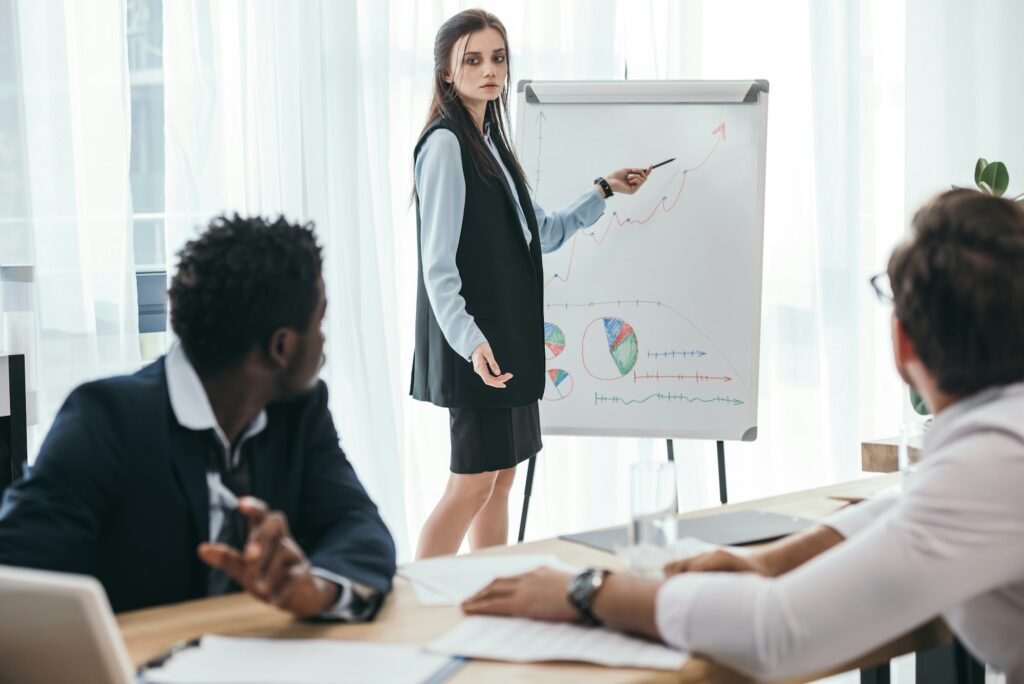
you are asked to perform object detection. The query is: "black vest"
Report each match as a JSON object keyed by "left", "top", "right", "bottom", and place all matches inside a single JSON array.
[{"left": 411, "top": 117, "right": 545, "bottom": 408}]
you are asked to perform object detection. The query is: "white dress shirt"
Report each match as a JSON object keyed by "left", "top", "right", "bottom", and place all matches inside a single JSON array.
[
  {"left": 656, "top": 381, "right": 1024, "bottom": 682},
  {"left": 164, "top": 342, "right": 374, "bottom": 620}
]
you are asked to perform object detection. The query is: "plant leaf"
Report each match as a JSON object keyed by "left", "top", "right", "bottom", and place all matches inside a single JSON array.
[
  {"left": 978, "top": 180, "right": 993, "bottom": 194},
  {"left": 975, "top": 158, "right": 989, "bottom": 184},
  {"left": 980, "top": 161, "right": 1010, "bottom": 196}
]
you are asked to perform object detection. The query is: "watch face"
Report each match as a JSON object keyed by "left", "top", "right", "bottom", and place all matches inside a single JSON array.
[{"left": 569, "top": 569, "right": 596, "bottom": 607}]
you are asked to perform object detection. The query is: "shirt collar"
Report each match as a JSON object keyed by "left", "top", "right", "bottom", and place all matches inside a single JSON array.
[
  {"left": 165, "top": 341, "right": 268, "bottom": 449},
  {"left": 924, "top": 380, "right": 1024, "bottom": 451}
]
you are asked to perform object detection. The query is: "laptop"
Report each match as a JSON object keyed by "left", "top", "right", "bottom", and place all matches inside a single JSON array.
[
  {"left": 0, "top": 564, "right": 136, "bottom": 684},
  {"left": 560, "top": 509, "right": 815, "bottom": 553}
]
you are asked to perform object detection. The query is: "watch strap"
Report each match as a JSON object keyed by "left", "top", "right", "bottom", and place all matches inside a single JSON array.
[{"left": 594, "top": 176, "right": 613, "bottom": 199}]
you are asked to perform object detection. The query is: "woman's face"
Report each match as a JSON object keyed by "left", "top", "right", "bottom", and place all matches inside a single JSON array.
[{"left": 445, "top": 26, "right": 508, "bottom": 108}]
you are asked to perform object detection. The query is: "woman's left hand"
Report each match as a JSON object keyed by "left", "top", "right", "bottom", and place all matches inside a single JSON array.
[{"left": 604, "top": 165, "right": 652, "bottom": 195}]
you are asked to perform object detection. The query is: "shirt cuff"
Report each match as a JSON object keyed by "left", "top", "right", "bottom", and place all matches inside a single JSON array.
[
  {"left": 824, "top": 491, "right": 899, "bottom": 540},
  {"left": 581, "top": 186, "right": 606, "bottom": 217},
  {"left": 655, "top": 573, "right": 721, "bottom": 651},
  {"left": 455, "top": 326, "right": 488, "bottom": 363},
  {"left": 310, "top": 568, "right": 379, "bottom": 622}
]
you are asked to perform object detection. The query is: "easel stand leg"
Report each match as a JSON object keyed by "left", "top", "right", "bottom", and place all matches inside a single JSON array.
[
  {"left": 517, "top": 455, "right": 537, "bottom": 543},
  {"left": 717, "top": 440, "right": 728, "bottom": 504},
  {"left": 665, "top": 439, "right": 679, "bottom": 513}
]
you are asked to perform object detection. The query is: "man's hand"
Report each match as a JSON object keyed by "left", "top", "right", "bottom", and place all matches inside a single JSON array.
[
  {"left": 461, "top": 568, "right": 579, "bottom": 622},
  {"left": 198, "top": 497, "right": 340, "bottom": 617},
  {"left": 663, "top": 527, "right": 847, "bottom": 579},
  {"left": 663, "top": 548, "right": 773, "bottom": 577}
]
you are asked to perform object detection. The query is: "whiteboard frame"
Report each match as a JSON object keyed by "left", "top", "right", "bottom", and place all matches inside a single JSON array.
[{"left": 515, "top": 80, "right": 769, "bottom": 442}]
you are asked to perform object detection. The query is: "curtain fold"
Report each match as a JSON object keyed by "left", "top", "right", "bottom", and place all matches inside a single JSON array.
[
  {"left": 905, "top": 0, "right": 1024, "bottom": 217},
  {"left": 0, "top": 0, "right": 139, "bottom": 456}
]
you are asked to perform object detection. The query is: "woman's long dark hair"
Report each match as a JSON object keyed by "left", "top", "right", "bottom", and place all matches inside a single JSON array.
[{"left": 413, "top": 9, "right": 529, "bottom": 200}]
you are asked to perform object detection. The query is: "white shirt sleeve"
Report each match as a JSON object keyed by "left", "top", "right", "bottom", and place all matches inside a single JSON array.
[
  {"left": 415, "top": 129, "right": 488, "bottom": 362},
  {"left": 824, "top": 491, "right": 900, "bottom": 539},
  {"left": 655, "top": 433, "right": 1024, "bottom": 681},
  {"left": 310, "top": 568, "right": 379, "bottom": 621}
]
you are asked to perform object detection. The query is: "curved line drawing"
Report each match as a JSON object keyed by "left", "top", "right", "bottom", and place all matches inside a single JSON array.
[{"left": 544, "top": 123, "right": 726, "bottom": 290}]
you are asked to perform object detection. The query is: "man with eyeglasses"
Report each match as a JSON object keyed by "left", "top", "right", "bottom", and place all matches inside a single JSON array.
[
  {"left": 460, "top": 189, "right": 1024, "bottom": 681},
  {"left": 0, "top": 215, "right": 396, "bottom": 620}
]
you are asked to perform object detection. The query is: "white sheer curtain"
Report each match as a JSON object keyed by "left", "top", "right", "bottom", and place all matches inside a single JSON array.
[
  {"left": 906, "top": 0, "right": 1024, "bottom": 216},
  {"left": 162, "top": 0, "right": 410, "bottom": 556},
  {"left": 0, "top": 0, "right": 139, "bottom": 457}
]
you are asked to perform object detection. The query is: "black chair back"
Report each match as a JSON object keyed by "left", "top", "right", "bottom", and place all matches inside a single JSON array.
[{"left": 0, "top": 354, "right": 28, "bottom": 495}]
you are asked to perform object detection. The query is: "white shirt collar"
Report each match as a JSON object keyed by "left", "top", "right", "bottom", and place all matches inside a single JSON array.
[{"left": 165, "top": 341, "right": 268, "bottom": 450}]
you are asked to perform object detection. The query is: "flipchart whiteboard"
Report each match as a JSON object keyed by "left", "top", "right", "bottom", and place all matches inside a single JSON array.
[{"left": 516, "top": 80, "right": 768, "bottom": 441}]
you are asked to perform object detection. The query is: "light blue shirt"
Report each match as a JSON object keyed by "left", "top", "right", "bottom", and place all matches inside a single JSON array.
[
  {"left": 415, "top": 124, "right": 607, "bottom": 361},
  {"left": 164, "top": 342, "right": 375, "bottom": 621}
]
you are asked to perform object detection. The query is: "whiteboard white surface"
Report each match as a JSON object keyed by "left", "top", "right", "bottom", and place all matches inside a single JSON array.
[{"left": 516, "top": 80, "right": 768, "bottom": 441}]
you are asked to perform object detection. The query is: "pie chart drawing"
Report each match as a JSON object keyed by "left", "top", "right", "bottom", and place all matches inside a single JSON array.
[
  {"left": 544, "top": 322, "right": 566, "bottom": 359},
  {"left": 544, "top": 368, "right": 574, "bottom": 401},
  {"left": 582, "top": 317, "right": 639, "bottom": 380}
]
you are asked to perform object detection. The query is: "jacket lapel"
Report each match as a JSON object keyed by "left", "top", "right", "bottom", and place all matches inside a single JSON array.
[
  {"left": 492, "top": 140, "right": 540, "bottom": 272},
  {"left": 168, "top": 426, "right": 211, "bottom": 544}
]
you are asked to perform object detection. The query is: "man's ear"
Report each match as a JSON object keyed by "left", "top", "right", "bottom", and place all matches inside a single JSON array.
[
  {"left": 266, "top": 328, "right": 298, "bottom": 370},
  {"left": 892, "top": 314, "right": 920, "bottom": 368}
]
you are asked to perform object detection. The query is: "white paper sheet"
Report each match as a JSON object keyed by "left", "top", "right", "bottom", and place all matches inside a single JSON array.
[
  {"left": 141, "top": 635, "right": 456, "bottom": 684},
  {"left": 617, "top": 535, "right": 753, "bottom": 579},
  {"left": 427, "top": 616, "right": 688, "bottom": 670},
  {"left": 400, "top": 554, "right": 579, "bottom": 606}
]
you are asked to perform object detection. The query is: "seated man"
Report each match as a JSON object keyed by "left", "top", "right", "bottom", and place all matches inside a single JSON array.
[
  {"left": 462, "top": 189, "right": 1024, "bottom": 681},
  {"left": 0, "top": 215, "right": 396, "bottom": 619}
]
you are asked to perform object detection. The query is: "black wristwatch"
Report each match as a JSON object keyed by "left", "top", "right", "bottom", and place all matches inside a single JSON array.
[
  {"left": 567, "top": 567, "right": 611, "bottom": 626},
  {"left": 594, "top": 176, "right": 613, "bottom": 199}
]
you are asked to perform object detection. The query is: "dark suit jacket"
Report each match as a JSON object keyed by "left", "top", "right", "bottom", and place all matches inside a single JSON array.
[{"left": 0, "top": 358, "right": 396, "bottom": 613}]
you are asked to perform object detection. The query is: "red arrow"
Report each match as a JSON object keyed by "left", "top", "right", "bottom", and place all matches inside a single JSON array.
[{"left": 712, "top": 122, "right": 727, "bottom": 139}]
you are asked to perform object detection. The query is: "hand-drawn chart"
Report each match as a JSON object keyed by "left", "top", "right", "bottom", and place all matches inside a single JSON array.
[{"left": 516, "top": 81, "right": 768, "bottom": 440}]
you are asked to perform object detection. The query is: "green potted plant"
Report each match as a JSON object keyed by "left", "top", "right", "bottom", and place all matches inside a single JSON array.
[
  {"left": 962, "top": 158, "right": 1024, "bottom": 202},
  {"left": 909, "top": 159, "right": 1024, "bottom": 416}
]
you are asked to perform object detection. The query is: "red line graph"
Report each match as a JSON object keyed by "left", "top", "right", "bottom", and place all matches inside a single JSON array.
[
  {"left": 544, "top": 123, "right": 726, "bottom": 289},
  {"left": 632, "top": 371, "right": 732, "bottom": 383}
]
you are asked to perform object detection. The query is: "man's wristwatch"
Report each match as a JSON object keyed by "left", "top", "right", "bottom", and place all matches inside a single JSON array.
[
  {"left": 567, "top": 567, "right": 611, "bottom": 626},
  {"left": 594, "top": 176, "right": 613, "bottom": 199}
]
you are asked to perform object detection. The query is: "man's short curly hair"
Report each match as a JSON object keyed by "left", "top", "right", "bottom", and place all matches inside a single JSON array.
[{"left": 169, "top": 214, "right": 323, "bottom": 374}]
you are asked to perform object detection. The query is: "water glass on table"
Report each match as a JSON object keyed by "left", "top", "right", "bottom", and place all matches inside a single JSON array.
[
  {"left": 627, "top": 460, "right": 678, "bottom": 578},
  {"left": 898, "top": 417, "right": 928, "bottom": 487}
]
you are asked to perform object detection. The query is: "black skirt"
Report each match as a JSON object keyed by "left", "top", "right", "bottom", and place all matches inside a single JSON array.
[{"left": 448, "top": 402, "right": 543, "bottom": 474}]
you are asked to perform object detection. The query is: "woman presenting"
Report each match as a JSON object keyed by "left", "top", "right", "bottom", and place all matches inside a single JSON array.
[{"left": 412, "top": 8, "right": 651, "bottom": 558}]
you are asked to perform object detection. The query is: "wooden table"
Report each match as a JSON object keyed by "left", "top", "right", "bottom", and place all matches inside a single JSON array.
[
  {"left": 861, "top": 436, "right": 924, "bottom": 473},
  {"left": 119, "top": 473, "right": 948, "bottom": 683}
]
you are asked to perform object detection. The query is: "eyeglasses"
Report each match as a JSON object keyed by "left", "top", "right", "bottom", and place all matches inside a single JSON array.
[{"left": 869, "top": 272, "right": 894, "bottom": 304}]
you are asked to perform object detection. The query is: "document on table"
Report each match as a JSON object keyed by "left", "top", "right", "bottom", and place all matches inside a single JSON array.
[
  {"left": 427, "top": 616, "right": 688, "bottom": 670},
  {"left": 141, "top": 635, "right": 460, "bottom": 684},
  {"left": 400, "top": 554, "right": 579, "bottom": 606}
]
